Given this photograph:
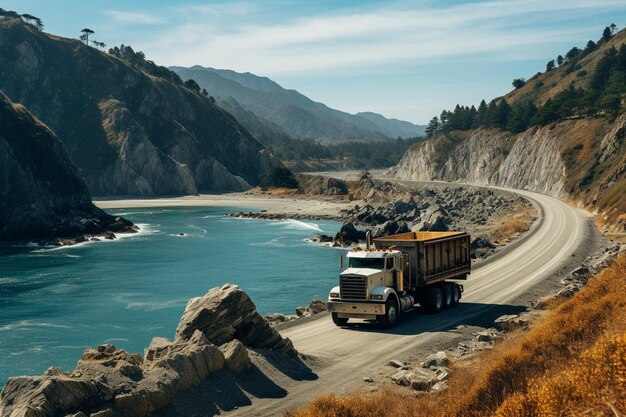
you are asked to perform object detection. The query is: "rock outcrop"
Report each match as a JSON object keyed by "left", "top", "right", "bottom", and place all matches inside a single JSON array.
[
  {"left": 0, "top": 92, "right": 136, "bottom": 243},
  {"left": 176, "top": 284, "right": 297, "bottom": 355},
  {"left": 391, "top": 127, "right": 569, "bottom": 197},
  {"left": 0, "top": 284, "right": 297, "bottom": 417},
  {"left": 0, "top": 19, "right": 280, "bottom": 196}
]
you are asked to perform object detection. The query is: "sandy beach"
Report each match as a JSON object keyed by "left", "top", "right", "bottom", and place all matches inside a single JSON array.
[{"left": 94, "top": 192, "right": 354, "bottom": 218}]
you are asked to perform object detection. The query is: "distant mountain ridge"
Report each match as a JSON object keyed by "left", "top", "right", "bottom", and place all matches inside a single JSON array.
[
  {"left": 170, "top": 66, "right": 426, "bottom": 141},
  {"left": 0, "top": 19, "right": 280, "bottom": 196}
]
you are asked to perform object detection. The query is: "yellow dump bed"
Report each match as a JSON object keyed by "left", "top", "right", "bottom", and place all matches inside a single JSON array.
[{"left": 373, "top": 231, "right": 471, "bottom": 289}]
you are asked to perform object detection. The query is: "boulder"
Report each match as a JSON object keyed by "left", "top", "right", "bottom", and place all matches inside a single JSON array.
[
  {"left": 388, "top": 359, "right": 409, "bottom": 369},
  {"left": 412, "top": 205, "right": 449, "bottom": 232},
  {"left": 219, "top": 340, "right": 251, "bottom": 373},
  {"left": 0, "top": 375, "right": 106, "bottom": 417},
  {"left": 371, "top": 220, "right": 410, "bottom": 238},
  {"left": 493, "top": 313, "right": 535, "bottom": 332},
  {"left": 423, "top": 351, "right": 449, "bottom": 368},
  {"left": 310, "top": 234, "right": 333, "bottom": 243},
  {"left": 333, "top": 222, "right": 366, "bottom": 246},
  {"left": 471, "top": 235, "right": 496, "bottom": 251},
  {"left": 391, "top": 369, "right": 438, "bottom": 391},
  {"left": 296, "top": 299, "right": 327, "bottom": 317},
  {"left": 175, "top": 284, "right": 297, "bottom": 356}
]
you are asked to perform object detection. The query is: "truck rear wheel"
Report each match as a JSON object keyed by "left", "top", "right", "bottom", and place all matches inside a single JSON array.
[
  {"left": 331, "top": 313, "right": 349, "bottom": 326},
  {"left": 378, "top": 299, "right": 398, "bottom": 329},
  {"left": 424, "top": 287, "right": 443, "bottom": 313},
  {"left": 451, "top": 284, "right": 461, "bottom": 306},
  {"left": 441, "top": 284, "right": 453, "bottom": 309}
]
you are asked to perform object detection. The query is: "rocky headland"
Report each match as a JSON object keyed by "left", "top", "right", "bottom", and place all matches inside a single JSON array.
[
  {"left": 0, "top": 92, "right": 136, "bottom": 246},
  {"left": 0, "top": 18, "right": 280, "bottom": 197},
  {"left": 0, "top": 284, "right": 304, "bottom": 417}
]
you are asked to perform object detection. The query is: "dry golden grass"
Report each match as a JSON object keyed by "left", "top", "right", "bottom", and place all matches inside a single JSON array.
[{"left": 287, "top": 253, "right": 626, "bottom": 417}]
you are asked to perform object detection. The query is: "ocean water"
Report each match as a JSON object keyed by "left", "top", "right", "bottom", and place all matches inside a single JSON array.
[{"left": 0, "top": 206, "right": 342, "bottom": 386}]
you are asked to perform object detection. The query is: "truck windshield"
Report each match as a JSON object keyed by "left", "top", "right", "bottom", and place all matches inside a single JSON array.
[{"left": 348, "top": 258, "right": 384, "bottom": 269}]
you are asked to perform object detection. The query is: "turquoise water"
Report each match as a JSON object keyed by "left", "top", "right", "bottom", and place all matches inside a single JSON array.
[{"left": 0, "top": 207, "right": 341, "bottom": 386}]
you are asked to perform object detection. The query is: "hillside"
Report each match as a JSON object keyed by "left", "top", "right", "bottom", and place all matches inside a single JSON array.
[
  {"left": 0, "top": 18, "right": 280, "bottom": 196},
  {"left": 392, "top": 27, "right": 626, "bottom": 231},
  {"left": 170, "top": 66, "right": 425, "bottom": 141},
  {"left": 0, "top": 92, "right": 135, "bottom": 243}
]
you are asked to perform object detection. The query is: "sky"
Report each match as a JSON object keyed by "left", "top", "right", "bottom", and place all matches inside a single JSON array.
[{"left": 5, "top": 1, "right": 626, "bottom": 124}]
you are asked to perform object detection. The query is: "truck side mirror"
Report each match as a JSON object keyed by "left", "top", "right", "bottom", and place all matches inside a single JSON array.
[{"left": 340, "top": 254, "right": 344, "bottom": 269}]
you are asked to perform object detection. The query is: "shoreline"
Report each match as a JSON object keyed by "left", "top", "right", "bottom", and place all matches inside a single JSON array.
[{"left": 95, "top": 192, "right": 354, "bottom": 218}]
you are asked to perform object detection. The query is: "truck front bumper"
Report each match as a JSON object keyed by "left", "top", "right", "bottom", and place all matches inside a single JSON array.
[{"left": 327, "top": 300, "right": 385, "bottom": 320}]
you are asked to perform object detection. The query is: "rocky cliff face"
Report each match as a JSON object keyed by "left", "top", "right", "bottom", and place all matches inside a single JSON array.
[
  {"left": 393, "top": 129, "right": 509, "bottom": 185},
  {"left": 493, "top": 127, "right": 567, "bottom": 197},
  {"left": 0, "top": 284, "right": 298, "bottom": 417},
  {"left": 0, "top": 19, "right": 280, "bottom": 196},
  {"left": 394, "top": 126, "right": 576, "bottom": 198},
  {"left": 0, "top": 92, "right": 135, "bottom": 243}
]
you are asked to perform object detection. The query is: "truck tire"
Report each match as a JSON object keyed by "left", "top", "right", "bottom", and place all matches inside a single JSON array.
[
  {"left": 451, "top": 284, "right": 461, "bottom": 306},
  {"left": 441, "top": 284, "right": 453, "bottom": 309},
  {"left": 378, "top": 299, "right": 398, "bottom": 329},
  {"left": 424, "top": 287, "right": 443, "bottom": 313},
  {"left": 332, "top": 312, "right": 349, "bottom": 326}
]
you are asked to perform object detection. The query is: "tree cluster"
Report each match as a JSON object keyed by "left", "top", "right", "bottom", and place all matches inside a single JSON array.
[
  {"left": 108, "top": 45, "right": 184, "bottom": 85},
  {"left": 261, "top": 135, "right": 422, "bottom": 169},
  {"left": 0, "top": 9, "right": 44, "bottom": 31},
  {"left": 545, "top": 24, "right": 618, "bottom": 73}
]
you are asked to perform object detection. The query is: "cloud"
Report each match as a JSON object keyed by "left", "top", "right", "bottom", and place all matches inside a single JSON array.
[
  {"left": 106, "top": 10, "right": 163, "bottom": 25},
  {"left": 128, "top": 0, "right": 625, "bottom": 76}
]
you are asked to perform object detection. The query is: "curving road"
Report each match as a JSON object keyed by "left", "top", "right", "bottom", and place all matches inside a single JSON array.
[{"left": 227, "top": 184, "right": 591, "bottom": 416}]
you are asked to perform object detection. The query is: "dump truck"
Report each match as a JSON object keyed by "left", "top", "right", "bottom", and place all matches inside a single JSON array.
[{"left": 327, "top": 231, "right": 471, "bottom": 328}]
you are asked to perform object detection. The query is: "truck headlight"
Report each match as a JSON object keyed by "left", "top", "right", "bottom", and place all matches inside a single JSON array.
[
  {"left": 329, "top": 292, "right": 340, "bottom": 298},
  {"left": 370, "top": 295, "right": 383, "bottom": 300}
]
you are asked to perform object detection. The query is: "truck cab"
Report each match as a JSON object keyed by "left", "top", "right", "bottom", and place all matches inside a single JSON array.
[{"left": 327, "top": 248, "right": 413, "bottom": 328}]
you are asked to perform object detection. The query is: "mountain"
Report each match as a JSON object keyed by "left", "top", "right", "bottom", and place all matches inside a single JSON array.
[
  {"left": 356, "top": 112, "right": 426, "bottom": 138},
  {"left": 0, "top": 92, "right": 135, "bottom": 243},
  {"left": 0, "top": 18, "right": 280, "bottom": 196},
  {"left": 391, "top": 28, "right": 626, "bottom": 231},
  {"left": 170, "top": 66, "right": 425, "bottom": 141}
]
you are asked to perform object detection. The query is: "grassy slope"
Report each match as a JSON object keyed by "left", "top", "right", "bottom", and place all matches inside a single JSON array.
[{"left": 287, "top": 253, "right": 626, "bottom": 417}]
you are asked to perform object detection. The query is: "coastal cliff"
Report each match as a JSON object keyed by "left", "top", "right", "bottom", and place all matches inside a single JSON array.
[
  {"left": 0, "top": 92, "right": 135, "bottom": 243},
  {"left": 0, "top": 18, "right": 280, "bottom": 196}
]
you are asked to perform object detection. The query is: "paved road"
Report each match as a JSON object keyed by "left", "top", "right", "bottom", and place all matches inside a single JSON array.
[{"left": 227, "top": 184, "right": 590, "bottom": 416}]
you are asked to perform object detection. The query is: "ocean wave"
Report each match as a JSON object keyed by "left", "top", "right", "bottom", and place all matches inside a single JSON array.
[
  {"left": 250, "top": 238, "right": 287, "bottom": 247},
  {"left": 48, "top": 284, "right": 78, "bottom": 294},
  {"left": 125, "top": 298, "right": 187, "bottom": 311},
  {"left": 104, "top": 338, "right": 129, "bottom": 343},
  {"left": 277, "top": 219, "right": 323, "bottom": 232},
  {"left": 0, "top": 320, "right": 71, "bottom": 331}
]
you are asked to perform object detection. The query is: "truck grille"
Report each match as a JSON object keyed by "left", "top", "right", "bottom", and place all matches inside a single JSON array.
[{"left": 340, "top": 275, "right": 367, "bottom": 300}]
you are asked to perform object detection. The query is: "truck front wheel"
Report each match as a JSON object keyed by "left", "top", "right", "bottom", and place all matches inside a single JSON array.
[
  {"left": 332, "top": 312, "right": 349, "bottom": 326},
  {"left": 378, "top": 299, "right": 398, "bottom": 329}
]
